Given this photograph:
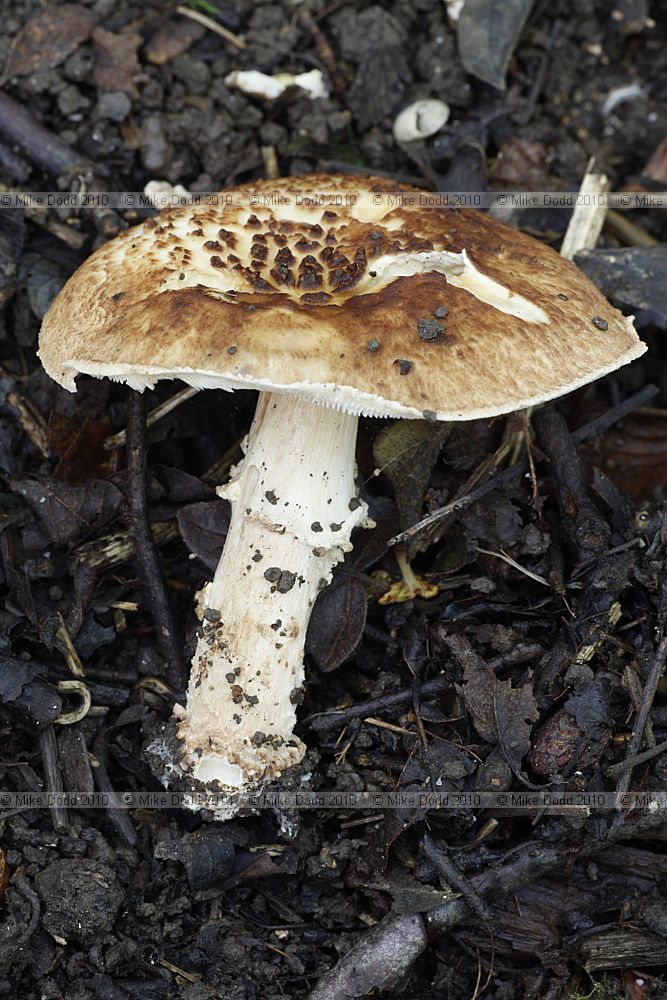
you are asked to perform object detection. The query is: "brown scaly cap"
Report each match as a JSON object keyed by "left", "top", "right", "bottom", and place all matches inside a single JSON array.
[{"left": 39, "top": 173, "right": 645, "bottom": 420}]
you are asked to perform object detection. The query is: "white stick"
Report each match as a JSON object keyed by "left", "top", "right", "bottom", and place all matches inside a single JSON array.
[{"left": 560, "top": 160, "right": 610, "bottom": 260}]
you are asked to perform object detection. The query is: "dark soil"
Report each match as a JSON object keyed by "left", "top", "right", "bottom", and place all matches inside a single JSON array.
[{"left": 1, "top": 1, "right": 667, "bottom": 998}]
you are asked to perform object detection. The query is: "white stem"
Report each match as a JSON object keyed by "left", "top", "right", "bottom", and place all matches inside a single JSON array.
[{"left": 173, "top": 392, "right": 370, "bottom": 789}]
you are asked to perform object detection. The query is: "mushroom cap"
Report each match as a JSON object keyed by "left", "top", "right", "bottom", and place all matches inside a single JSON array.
[{"left": 39, "top": 173, "right": 646, "bottom": 420}]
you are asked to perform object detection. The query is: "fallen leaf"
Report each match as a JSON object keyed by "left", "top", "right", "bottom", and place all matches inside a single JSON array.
[
  {"left": 565, "top": 679, "right": 613, "bottom": 738},
  {"left": 493, "top": 138, "right": 555, "bottom": 189},
  {"left": 53, "top": 416, "right": 117, "bottom": 482},
  {"left": 642, "top": 137, "right": 667, "bottom": 184},
  {"left": 177, "top": 500, "right": 230, "bottom": 572},
  {"left": 457, "top": 0, "right": 535, "bottom": 90},
  {"left": 448, "top": 632, "right": 539, "bottom": 773},
  {"left": 92, "top": 26, "right": 141, "bottom": 99},
  {"left": 306, "top": 575, "right": 367, "bottom": 672},
  {"left": 373, "top": 420, "right": 450, "bottom": 557},
  {"left": 0, "top": 657, "right": 62, "bottom": 723},
  {"left": 144, "top": 17, "right": 206, "bottom": 65},
  {"left": 4, "top": 4, "right": 95, "bottom": 78},
  {"left": 581, "top": 413, "right": 667, "bottom": 502},
  {"left": 10, "top": 477, "right": 124, "bottom": 545}
]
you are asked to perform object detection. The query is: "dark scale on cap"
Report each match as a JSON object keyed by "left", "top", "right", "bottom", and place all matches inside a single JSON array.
[
  {"left": 297, "top": 255, "right": 323, "bottom": 290},
  {"left": 271, "top": 247, "right": 296, "bottom": 287},
  {"left": 246, "top": 214, "right": 261, "bottom": 228},
  {"left": 418, "top": 318, "right": 445, "bottom": 342},
  {"left": 557, "top": 293, "right": 569, "bottom": 301},
  {"left": 251, "top": 550, "right": 263, "bottom": 562},
  {"left": 204, "top": 240, "right": 221, "bottom": 251},
  {"left": 246, "top": 271, "right": 271, "bottom": 291},
  {"left": 423, "top": 409, "right": 437, "bottom": 422},
  {"left": 227, "top": 253, "right": 240, "bottom": 264},
  {"left": 320, "top": 246, "right": 347, "bottom": 267},
  {"left": 264, "top": 567, "right": 281, "bottom": 583},
  {"left": 111, "top": 291, "right": 124, "bottom": 301},
  {"left": 191, "top": 228, "right": 204, "bottom": 237},
  {"left": 592, "top": 316, "right": 608, "bottom": 331},
  {"left": 329, "top": 247, "right": 367, "bottom": 292},
  {"left": 370, "top": 230, "right": 383, "bottom": 240},
  {"left": 301, "top": 291, "right": 331, "bottom": 303},
  {"left": 395, "top": 359, "right": 413, "bottom": 375},
  {"left": 218, "top": 229, "right": 236, "bottom": 246},
  {"left": 433, "top": 306, "right": 449, "bottom": 319},
  {"left": 295, "top": 236, "right": 321, "bottom": 252},
  {"left": 311, "top": 521, "right": 323, "bottom": 532},
  {"left": 228, "top": 345, "right": 237, "bottom": 354},
  {"left": 265, "top": 490, "right": 278, "bottom": 504},
  {"left": 322, "top": 210, "right": 337, "bottom": 220},
  {"left": 251, "top": 243, "right": 268, "bottom": 260},
  {"left": 210, "top": 256, "right": 225, "bottom": 268},
  {"left": 368, "top": 338, "right": 380, "bottom": 352}
]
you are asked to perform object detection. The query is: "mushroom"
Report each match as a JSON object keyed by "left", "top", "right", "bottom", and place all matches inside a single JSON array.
[{"left": 38, "top": 173, "right": 645, "bottom": 803}]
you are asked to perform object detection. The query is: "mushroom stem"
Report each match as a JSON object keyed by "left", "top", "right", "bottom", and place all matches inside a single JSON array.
[{"left": 173, "top": 391, "right": 370, "bottom": 790}]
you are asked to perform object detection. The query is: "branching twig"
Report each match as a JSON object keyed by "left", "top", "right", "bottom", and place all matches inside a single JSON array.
[{"left": 126, "top": 391, "right": 185, "bottom": 689}]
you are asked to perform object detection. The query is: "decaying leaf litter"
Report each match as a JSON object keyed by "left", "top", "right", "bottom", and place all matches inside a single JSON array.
[{"left": 1, "top": 0, "right": 667, "bottom": 997}]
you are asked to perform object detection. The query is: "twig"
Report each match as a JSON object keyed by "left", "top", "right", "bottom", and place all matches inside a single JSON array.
[
  {"left": 605, "top": 209, "right": 659, "bottom": 248},
  {"left": 533, "top": 406, "right": 611, "bottom": 560},
  {"left": 39, "top": 725, "right": 68, "bottom": 833},
  {"left": 612, "top": 636, "right": 667, "bottom": 805},
  {"left": 309, "top": 675, "right": 452, "bottom": 735},
  {"left": 126, "top": 391, "right": 185, "bottom": 689},
  {"left": 423, "top": 834, "right": 491, "bottom": 922},
  {"left": 0, "top": 91, "right": 122, "bottom": 237},
  {"left": 605, "top": 736, "right": 667, "bottom": 777},
  {"left": 104, "top": 385, "right": 199, "bottom": 451},
  {"left": 309, "top": 644, "right": 542, "bottom": 734},
  {"left": 514, "top": 18, "right": 562, "bottom": 126},
  {"left": 298, "top": 7, "right": 347, "bottom": 101},
  {"left": 308, "top": 804, "right": 667, "bottom": 1000},
  {"left": 175, "top": 5, "right": 246, "bottom": 49},
  {"left": 90, "top": 741, "right": 138, "bottom": 848}
]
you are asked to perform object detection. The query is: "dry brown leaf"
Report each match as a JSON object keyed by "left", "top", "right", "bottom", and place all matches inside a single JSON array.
[
  {"left": 581, "top": 412, "right": 667, "bottom": 502},
  {"left": 493, "top": 137, "right": 556, "bottom": 189},
  {"left": 448, "top": 633, "right": 539, "bottom": 774},
  {"left": 144, "top": 18, "right": 206, "bottom": 65},
  {"left": 4, "top": 4, "right": 95, "bottom": 78},
  {"left": 92, "top": 25, "right": 141, "bottom": 99},
  {"left": 643, "top": 137, "right": 667, "bottom": 185}
]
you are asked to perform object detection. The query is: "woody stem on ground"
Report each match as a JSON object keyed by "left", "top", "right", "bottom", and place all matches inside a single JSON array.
[{"left": 173, "top": 391, "right": 371, "bottom": 788}]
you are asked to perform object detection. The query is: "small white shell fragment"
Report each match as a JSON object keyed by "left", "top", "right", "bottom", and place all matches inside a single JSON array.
[
  {"left": 143, "top": 180, "right": 191, "bottom": 204},
  {"left": 444, "top": 0, "right": 466, "bottom": 20},
  {"left": 393, "top": 99, "right": 450, "bottom": 143},
  {"left": 601, "top": 82, "right": 644, "bottom": 117},
  {"left": 225, "top": 68, "right": 329, "bottom": 101}
]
